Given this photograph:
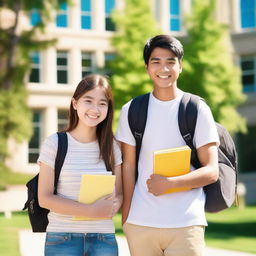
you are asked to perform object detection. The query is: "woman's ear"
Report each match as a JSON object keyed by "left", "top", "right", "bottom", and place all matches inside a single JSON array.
[{"left": 72, "top": 98, "right": 77, "bottom": 110}]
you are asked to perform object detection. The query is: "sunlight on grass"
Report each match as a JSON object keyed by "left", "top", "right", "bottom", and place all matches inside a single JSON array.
[{"left": 205, "top": 205, "right": 256, "bottom": 254}]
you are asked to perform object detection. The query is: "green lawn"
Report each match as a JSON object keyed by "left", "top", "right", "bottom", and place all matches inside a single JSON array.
[
  {"left": 0, "top": 163, "right": 33, "bottom": 190},
  {"left": 0, "top": 206, "right": 256, "bottom": 256},
  {"left": 205, "top": 205, "right": 256, "bottom": 253}
]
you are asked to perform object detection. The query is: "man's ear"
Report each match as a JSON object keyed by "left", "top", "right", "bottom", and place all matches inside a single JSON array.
[
  {"left": 179, "top": 62, "right": 183, "bottom": 73},
  {"left": 72, "top": 98, "right": 77, "bottom": 110}
]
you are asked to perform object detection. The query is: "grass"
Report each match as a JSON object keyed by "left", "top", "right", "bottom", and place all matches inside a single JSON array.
[
  {"left": 0, "top": 163, "right": 33, "bottom": 190},
  {"left": 0, "top": 211, "right": 30, "bottom": 256},
  {"left": 1, "top": 207, "right": 256, "bottom": 255},
  {"left": 205, "top": 205, "right": 256, "bottom": 253}
]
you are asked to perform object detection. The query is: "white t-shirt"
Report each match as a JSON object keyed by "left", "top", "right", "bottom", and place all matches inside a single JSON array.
[
  {"left": 38, "top": 132, "right": 122, "bottom": 233},
  {"left": 116, "top": 91, "right": 219, "bottom": 228}
]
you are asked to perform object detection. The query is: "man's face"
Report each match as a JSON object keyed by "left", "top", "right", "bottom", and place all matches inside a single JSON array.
[{"left": 146, "top": 47, "right": 182, "bottom": 89}]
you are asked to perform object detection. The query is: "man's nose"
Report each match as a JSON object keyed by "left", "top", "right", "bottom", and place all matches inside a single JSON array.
[{"left": 161, "top": 65, "right": 170, "bottom": 72}]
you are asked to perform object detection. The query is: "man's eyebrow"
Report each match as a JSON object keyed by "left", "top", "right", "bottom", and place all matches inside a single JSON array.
[{"left": 149, "top": 57, "right": 176, "bottom": 61}]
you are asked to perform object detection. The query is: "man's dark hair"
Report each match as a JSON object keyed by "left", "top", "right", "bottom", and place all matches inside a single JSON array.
[{"left": 143, "top": 35, "right": 184, "bottom": 65}]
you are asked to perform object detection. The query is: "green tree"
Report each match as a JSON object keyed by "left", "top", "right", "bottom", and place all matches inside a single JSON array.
[
  {"left": 110, "top": 0, "right": 160, "bottom": 110},
  {"left": 0, "top": 0, "right": 66, "bottom": 160},
  {"left": 179, "top": 0, "right": 246, "bottom": 134}
]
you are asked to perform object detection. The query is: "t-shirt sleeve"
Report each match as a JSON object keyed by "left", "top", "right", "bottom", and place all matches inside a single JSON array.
[
  {"left": 113, "top": 140, "right": 122, "bottom": 166},
  {"left": 37, "top": 133, "right": 58, "bottom": 169},
  {"left": 193, "top": 100, "right": 220, "bottom": 149},
  {"left": 115, "top": 101, "right": 136, "bottom": 146}
]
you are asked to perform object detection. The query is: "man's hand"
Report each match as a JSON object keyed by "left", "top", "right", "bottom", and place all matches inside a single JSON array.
[{"left": 146, "top": 174, "right": 170, "bottom": 196}]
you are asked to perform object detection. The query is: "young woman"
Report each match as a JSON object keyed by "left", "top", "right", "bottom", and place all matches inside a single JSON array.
[{"left": 38, "top": 74, "right": 122, "bottom": 256}]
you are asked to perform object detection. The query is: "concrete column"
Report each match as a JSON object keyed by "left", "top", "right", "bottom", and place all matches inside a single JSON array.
[
  {"left": 44, "top": 47, "right": 57, "bottom": 86},
  {"left": 96, "top": 50, "right": 105, "bottom": 69},
  {"left": 44, "top": 106, "right": 58, "bottom": 137},
  {"left": 69, "top": 0, "right": 80, "bottom": 30},
  {"left": 159, "top": 0, "right": 169, "bottom": 32},
  {"left": 232, "top": 0, "right": 240, "bottom": 31},
  {"left": 70, "top": 48, "right": 82, "bottom": 85},
  {"left": 94, "top": 0, "right": 105, "bottom": 31}
]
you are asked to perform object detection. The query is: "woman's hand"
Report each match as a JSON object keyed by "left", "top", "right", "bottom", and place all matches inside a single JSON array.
[
  {"left": 111, "top": 189, "right": 123, "bottom": 217},
  {"left": 91, "top": 194, "right": 114, "bottom": 219}
]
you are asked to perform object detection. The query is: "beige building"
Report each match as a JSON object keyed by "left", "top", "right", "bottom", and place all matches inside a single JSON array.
[{"left": 4, "top": 0, "right": 256, "bottom": 203}]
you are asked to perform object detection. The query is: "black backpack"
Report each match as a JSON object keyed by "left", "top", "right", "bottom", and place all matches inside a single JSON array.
[
  {"left": 128, "top": 92, "right": 238, "bottom": 213},
  {"left": 23, "top": 132, "right": 68, "bottom": 232}
]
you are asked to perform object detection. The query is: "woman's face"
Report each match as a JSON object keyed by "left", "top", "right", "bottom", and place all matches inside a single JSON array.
[{"left": 72, "top": 86, "right": 109, "bottom": 128}]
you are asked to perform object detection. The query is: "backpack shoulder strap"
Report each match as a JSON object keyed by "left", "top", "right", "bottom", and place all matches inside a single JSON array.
[
  {"left": 54, "top": 132, "right": 68, "bottom": 193},
  {"left": 178, "top": 92, "right": 201, "bottom": 168},
  {"left": 128, "top": 93, "right": 150, "bottom": 180}
]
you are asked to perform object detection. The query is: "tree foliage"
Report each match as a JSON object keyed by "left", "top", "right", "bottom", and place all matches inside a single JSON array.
[
  {"left": 179, "top": 0, "right": 246, "bottom": 134},
  {"left": 0, "top": 0, "right": 66, "bottom": 159},
  {"left": 110, "top": 0, "right": 160, "bottom": 110}
]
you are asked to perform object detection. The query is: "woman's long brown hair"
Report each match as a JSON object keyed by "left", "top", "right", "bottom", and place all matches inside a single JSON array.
[{"left": 65, "top": 74, "right": 115, "bottom": 172}]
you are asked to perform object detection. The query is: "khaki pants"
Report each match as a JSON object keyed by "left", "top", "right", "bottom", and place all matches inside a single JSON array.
[{"left": 123, "top": 223, "right": 205, "bottom": 256}]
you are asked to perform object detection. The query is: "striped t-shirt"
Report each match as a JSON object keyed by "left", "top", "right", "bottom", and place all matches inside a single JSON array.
[{"left": 37, "top": 132, "right": 122, "bottom": 233}]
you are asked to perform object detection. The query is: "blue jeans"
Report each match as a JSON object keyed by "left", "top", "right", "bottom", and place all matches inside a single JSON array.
[{"left": 45, "top": 232, "right": 118, "bottom": 256}]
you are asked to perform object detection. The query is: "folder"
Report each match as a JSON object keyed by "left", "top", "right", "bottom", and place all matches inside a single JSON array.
[
  {"left": 153, "top": 145, "right": 191, "bottom": 194},
  {"left": 73, "top": 173, "right": 116, "bottom": 221}
]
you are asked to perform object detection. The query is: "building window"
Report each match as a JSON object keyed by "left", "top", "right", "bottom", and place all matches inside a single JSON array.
[
  {"left": 237, "top": 126, "right": 256, "bottom": 173},
  {"left": 81, "top": 52, "right": 95, "bottom": 78},
  {"left": 105, "top": 0, "right": 115, "bottom": 31},
  {"left": 57, "top": 51, "right": 68, "bottom": 84},
  {"left": 169, "top": 0, "right": 181, "bottom": 31},
  {"left": 104, "top": 53, "right": 115, "bottom": 77},
  {"left": 30, "top": 9, "right": 41, "bottom": 26},
  {"left": 240, "top": 0, "right": 256, "bottom": 29},
  {"left": 241, "top": 56, "right": 256, "bottom": 92},
  {"left": 58, "top": 110, "right": 68, "bottom": 131},
  {"left": 81, "top": 0, "right": 92, "bottom": 29},
  {"left": 28, "top": 111, "right": 42, "bottom": 163},
  {"left": 29, "top": 52, "right": 41, "bottom": 83},
  {"left": 56, "top": 2, "right": 68, "bottom": 27}
]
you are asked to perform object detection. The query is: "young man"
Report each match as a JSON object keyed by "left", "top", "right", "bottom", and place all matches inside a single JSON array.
[{"left": 116, "top": 35, "right": 219, "bottom": 256}]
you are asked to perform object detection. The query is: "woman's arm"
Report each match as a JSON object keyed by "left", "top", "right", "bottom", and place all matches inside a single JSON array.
[{"left": 38, "top": 162, "right": 113, "bottom": 218}]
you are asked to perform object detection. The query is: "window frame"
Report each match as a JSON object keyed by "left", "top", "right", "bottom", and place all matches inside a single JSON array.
[
  {"left": 81, "top": 0, "right": 92, "bottom": 29},
  {"left": 28, "top": 111, "right": 42, "bottom": 163},
  {"left": 57, "top": 51, "right": 69, "bottom": 84},
  {"left": 29, "top": 52, "right": 41, "bottom": 83},
  {"left": 240, "top": 56, "right": 256, "bottom": 92}
]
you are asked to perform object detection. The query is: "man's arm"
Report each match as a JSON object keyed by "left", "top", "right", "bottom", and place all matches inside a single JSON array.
[
  {"left": 121, "top": 142, "right": 136, "bottom": 224},
  {"left": 147, "top": 142, "right": 219, "bottom": 196}
]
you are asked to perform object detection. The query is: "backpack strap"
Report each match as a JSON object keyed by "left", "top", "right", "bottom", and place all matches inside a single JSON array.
[
  {"left": 178, "top": 92, "right": 201, "bottom": 169},
  {"left": 53, "top": 132, "right": 68, "bottom": 194},
  {"left": 128, "top": 93, "right": 150, "bottom": 181}
]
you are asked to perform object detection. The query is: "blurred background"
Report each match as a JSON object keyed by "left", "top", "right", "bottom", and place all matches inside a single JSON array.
[{"left": 0, "top": 0, "right": 255, "bottom": 255}]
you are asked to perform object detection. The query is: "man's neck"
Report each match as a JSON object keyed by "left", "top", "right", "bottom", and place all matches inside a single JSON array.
[{"left": 153, "top": 86, "right": 181, "bottom": 101}]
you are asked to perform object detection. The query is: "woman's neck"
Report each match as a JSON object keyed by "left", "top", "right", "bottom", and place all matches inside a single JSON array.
[{"left": 69, "top": 123, "right": 97, "bottom": 143}]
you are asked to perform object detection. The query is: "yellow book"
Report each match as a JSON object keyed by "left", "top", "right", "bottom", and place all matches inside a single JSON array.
[
  {"left": 153, "top": 145, "right": 191, "bottom": 194},
  {"left": 73, "top": 174, "right": 116, "bottom": 221}
]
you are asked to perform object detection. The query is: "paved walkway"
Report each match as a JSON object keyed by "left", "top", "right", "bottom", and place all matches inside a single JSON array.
[{"left": 19, "top": 229, "right": 256, "bottom": 256}]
